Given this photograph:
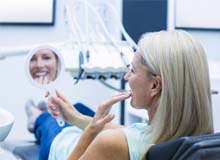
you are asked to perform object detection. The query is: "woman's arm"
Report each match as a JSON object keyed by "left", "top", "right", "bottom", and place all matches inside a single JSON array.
[
  {"left": 78, "top": 129, "right": 129, "bottom": 160},
  {"left": 48, "top": 91, "right": 129, "bottom": 130},
  {"left": 67, "top": 124, "right": 100, "bottom": 160},
  {"left": 68, "top": 92, "right": 131, "bottom": 160}
]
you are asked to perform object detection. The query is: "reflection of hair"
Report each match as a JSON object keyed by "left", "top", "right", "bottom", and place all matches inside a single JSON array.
[
  {"left": 50, "top": 49, "right": 60, "bottom": 80},
  {"left": 38, "top": 48, "right": 61, "bottom": 81},
  {"left": 138, "top": 30, "right": 213, "bottom": 159},
  {"left": 30, "top": 48, "right": 61, "bottom": 81}
]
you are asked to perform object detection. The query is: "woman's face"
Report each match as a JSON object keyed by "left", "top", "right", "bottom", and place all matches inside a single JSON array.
[
  {"left": 124, "top": 52, "right": 154, "bottom": 109},
  {"left": 29, "top": 49, "right": 58, "bottom": 84}
]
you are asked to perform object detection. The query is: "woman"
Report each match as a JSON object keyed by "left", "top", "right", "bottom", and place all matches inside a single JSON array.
[
  {"left": 27, "top": 30, "right": 213, "bottom": 160},
  {"left": 29, "top": 48, "right": 59, "bottom": 84}
]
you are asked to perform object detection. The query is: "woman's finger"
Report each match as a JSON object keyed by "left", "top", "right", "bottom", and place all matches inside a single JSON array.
[
  {"left": 110, "top": 92, "right": 131, "bottom": 104},
  {"left": 91, "top": 114, "right": 115, "bottom": 131},
  {"left": 45, "top": 91, "right": 50, "bottom": 98},
  {"left": 111, "top": 92, "right": 131, "bottom": 98},
  {"left": 42, "top": 76, "right": 49, "bottom": 84},
  {"left": 35, "top": 77, "right": 40, "bottom": 84},
  {"left": 50, "top": 110, "right": 60, "bottom": 118},
  {"left": 101, "top": 114, "right": 115, "bottom": 125},
  {"left": 48, "top": 100, "right": 62, "bottom": 118},
  {"left": 48, "top": 100, "right": 57, "bottom": 110},
  {"left": 39, "top": 76, "right": 43, "bottom": 84},
  {"left": 51, "top": 96, "right": 67, "bottom": 110},
  {"left": 101, "top": 92, "right": 131, "bottom": 111},
  {"left": 55, "top": 90, "right": 68, "bottom": 103}
]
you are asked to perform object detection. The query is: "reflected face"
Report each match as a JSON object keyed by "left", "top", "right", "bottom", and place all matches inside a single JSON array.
[
  {"left": 29, "top": 49, "right": 58, "bottom": 84},
  {"left": 124, "top": 52, "right": 154, "bottom": 109}
]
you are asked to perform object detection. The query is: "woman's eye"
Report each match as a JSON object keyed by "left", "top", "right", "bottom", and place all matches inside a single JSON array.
[
  {"left": 30, "top": 57, "right": 36, "bottom": 62},
  {"left": 131, "top": 68, "right": 134, "bottom": 73},
  {"left": 43, "top": 56, "right": 51, "bottom": 60}
]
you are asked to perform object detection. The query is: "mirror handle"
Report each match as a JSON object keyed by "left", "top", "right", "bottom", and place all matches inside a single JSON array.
[{"left": 48, "top": 90, "right": 65, "bottom": 127}]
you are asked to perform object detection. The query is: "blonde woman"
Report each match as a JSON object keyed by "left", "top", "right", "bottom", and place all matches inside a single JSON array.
[
  {"left": 27, "top": 30, "right": 213, "bottom": 160},
  {"left": 29, "top": 49, "right": 59, "bottom": 84}
]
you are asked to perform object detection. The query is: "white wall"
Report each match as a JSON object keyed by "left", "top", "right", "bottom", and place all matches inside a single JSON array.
[
  {"left": 0, "top": 0, "right": 123, "bottom": 141},
  {"left": 175, "top": 0, "right": 220, "bottom": 29},
  {"left": 168, "top": 0, "right": 220, "bottom": 132},
  {"left": 168, "top": 0, "right": 220, "bottom": 60}
]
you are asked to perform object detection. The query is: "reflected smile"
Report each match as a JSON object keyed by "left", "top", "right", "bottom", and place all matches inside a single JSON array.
[{"left": 34, "top": 71, "right": 49, "bottom": 77}]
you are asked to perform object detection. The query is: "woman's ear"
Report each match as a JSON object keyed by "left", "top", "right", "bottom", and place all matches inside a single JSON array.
[{"left": 151, "top": 76, "right": 162, "bottom": 97}]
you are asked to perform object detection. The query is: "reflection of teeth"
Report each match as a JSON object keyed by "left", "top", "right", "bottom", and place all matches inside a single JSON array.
[{"left": 35, "top": 72, "right": 48, "bottom": 76}]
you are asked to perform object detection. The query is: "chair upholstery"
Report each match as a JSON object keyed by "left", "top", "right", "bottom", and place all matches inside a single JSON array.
[
  {"left": 178, "top": 139, "right": 220, "bottom": 160},
  {"left": 13, "top": 143, "right": 39, "bottom": 160},
  {"left": 185, "top": 147, "right": 220, "bottom": 160},
  {"left": 3, "top": 140, "right": 39, "bottom": 160},
  {"left": 146, "top": 137, "right": 186, "bottom": 160},
  {"left": 146, "top": 133, "right": 220, "bottom": 160}
]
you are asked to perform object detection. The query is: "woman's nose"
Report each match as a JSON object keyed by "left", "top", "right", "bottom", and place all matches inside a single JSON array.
[{"left": 36, "top": 59, "right": 44, "bottom": 67}]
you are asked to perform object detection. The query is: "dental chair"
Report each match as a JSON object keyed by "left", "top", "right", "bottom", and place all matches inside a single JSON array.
[
  {"left": 5, "top": 133, "right": 220, "bottom": 160},
  {"left": 13, "top": 142, "right": 39, "bottom": 160},
  {"left": 146, "top": 133, "right": 220, "bottom": 160},
  {"left": 3, "top": 140, "right": 39, "bottom": 160},
  {"left": 10, "top": 133, "right": 220, "bottom": 160}
]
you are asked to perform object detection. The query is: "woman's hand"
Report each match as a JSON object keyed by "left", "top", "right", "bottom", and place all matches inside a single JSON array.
[
  {"left": 34, "top": 76, "right": 50, "bottom": 84},
  {"left": 46, "top": 91, "right": 83, "bottom": 126},
  {"left": 67, "top": 92, "right": 131, "bottom": 160},
  {"left": 88, "top": 92, "right": 131, "bottom": 135}
]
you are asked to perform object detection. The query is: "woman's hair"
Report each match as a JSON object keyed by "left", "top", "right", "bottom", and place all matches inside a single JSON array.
[
  {"left": 51, "top": 49, "right": 60, "bottom": 80},
  {"left": 42, "top": 48, "right": 60, "bottom": 80},
  {"left": 138, "top": 30, "right": 213, "bottom": 158}
]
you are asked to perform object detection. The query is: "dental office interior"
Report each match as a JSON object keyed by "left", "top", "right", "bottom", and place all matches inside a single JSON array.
[{"left": 0, "top": 0, "right": 220, "bottom": 159}]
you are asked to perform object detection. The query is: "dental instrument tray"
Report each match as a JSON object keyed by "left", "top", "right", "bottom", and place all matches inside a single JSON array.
[{"left": 60, "top": 41, "right": 134, "bottom": 80}]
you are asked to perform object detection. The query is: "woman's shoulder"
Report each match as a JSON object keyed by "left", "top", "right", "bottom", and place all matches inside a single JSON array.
[
  {"left": 97, "top": 128, "right": 128, "bottom": 146},
  {"left": 82, "top": 128, "right": 129, "bottom": 160}
]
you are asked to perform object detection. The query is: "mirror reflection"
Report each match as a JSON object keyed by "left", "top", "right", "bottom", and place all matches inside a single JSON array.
[
  {"left": 28, "top": 48, "right": 61, "bottom": 85},
  {"left": 25, "top": 45, "right": 65, "bottom": 127}
]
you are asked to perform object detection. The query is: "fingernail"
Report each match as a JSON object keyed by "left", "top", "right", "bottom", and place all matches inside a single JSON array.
[{"left": 126, "top": 92, "right": 132, "bottom": 96}]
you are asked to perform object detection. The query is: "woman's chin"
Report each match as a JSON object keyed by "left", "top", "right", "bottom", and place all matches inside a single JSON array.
[
  {"left": 130, "top": 101, "right": 138, "bottom": 108},
  {"left": 130, "top": 100, "right": 145, "bottom": 109}
]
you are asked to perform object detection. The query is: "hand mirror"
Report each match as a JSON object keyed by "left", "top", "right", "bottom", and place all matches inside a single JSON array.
[{"left": 25, "top": 45, "right": 65, "bottom": 126}]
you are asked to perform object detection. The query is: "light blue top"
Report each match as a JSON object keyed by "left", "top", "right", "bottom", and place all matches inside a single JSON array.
[
  {"left": 49, "top": 123, "right": 152, "bottom": 160},
  {"left": 123, "top": 123, "right": 153, "bottom": 160},
  {"left": 49, "top": 126, "right": 83, "bottom": 160}
]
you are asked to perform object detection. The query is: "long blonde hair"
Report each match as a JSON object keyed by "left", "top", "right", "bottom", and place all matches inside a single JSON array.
[{"left": 138, "top": 30, "right": 213, "bottom": 159}]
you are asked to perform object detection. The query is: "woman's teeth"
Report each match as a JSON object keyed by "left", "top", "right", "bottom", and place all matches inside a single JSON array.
[{"left": 35, "top": 72, "right": 48, "bottom": 77}]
